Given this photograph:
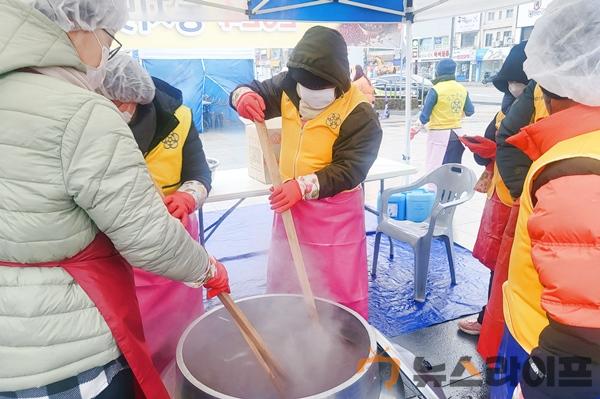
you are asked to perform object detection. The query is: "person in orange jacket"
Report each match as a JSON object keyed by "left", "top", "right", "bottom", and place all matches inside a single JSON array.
[
  {"left": 352, "top": 65, "right": 375, "bottom": 105},
  {"left": 490, "top": 1, "right": 600, "bottom": 397}
]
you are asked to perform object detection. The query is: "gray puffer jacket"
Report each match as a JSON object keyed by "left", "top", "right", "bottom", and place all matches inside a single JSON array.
[{"left": 0, "top": 0, "right": 210, "bottom": 391}]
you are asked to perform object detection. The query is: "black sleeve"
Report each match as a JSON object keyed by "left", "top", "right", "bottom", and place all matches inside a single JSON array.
[
  {"left": 181, "top": 120, "right": 212, "bottom": 193},
  {"left": 230, "top": 72, "right": 288, "bottom": 120},
  {"left": 496, "top": 81, "right": 537, "bottom": 198},
  {"left": 315, "top": 103, "right": 383, "bottom": 199}
]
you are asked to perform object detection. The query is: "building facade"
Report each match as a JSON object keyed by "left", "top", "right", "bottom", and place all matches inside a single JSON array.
[
  {"left": 476, "top": 6, "right": 518, "bottom": 81},
  {"left": 411, "top": 1, "right": 551, "bottom": 82}
]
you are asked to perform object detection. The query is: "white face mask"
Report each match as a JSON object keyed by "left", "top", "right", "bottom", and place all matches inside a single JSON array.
[
  {"left": 85, "top": 32, "right": 110, "bottom": 90},
  {"left": 297, "top": 83, "right": 336, "bottom": 119},
  {"left": 508, "top": 81, "right": 526, "bottom": 99}
]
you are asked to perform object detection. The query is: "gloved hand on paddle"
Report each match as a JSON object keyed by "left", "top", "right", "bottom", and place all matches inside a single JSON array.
[
  {"left": 204, "top": 258, "right": 230, "bottom": 299},
  {"left": 269, "top": 180, "right": 303, "bottom": 213},
  {"left": 164, "top": 191, "right": 196, "bottom": 228},
  {"left": 236, "top": 91, "right": 266, "bottom": 122}
]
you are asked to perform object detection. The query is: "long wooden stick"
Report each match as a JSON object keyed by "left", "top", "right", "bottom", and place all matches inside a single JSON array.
[
  {"left": 218, "top": 293, "right": 288, "bottom": 396},
  {"left": 255, "top": 122, "right": 318, "bottom": 319},
  {"left": 151, "top": 178, "right": 288, "bottom": 394}
]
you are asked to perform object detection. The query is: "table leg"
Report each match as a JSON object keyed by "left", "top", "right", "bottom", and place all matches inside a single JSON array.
[
  {"left": 199, "top": 207, "right": 205, "bottom": 245},
  {"left": 203, "top": 198, "right": 246, "bottom": 243},
  {"left": 366, "top": 179, "right": 386, "bottom": 236}
]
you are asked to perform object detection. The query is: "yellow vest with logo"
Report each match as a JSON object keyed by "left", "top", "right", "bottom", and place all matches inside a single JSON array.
[
  {"left": 503, "top": 130, "right": 600, "bottom": 353},
  {"left": 488, "top": 111, "right": 513, "bottom": 206},
  {"left": 145, "top": 105, "right": 192, "bottom": 195},
  {"left": 428, "top": 80, "right": 468, "bottom": 130},
  {"left": 280, "top": 85, "right": 367, "bottom": 180},
  {"left": 532, "top": 84, "right": 549, "bottom": 123}
]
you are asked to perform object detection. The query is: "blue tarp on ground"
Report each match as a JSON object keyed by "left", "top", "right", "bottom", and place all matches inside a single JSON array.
[
  {"left": 202, "top": 203, "right": 489, "bottom": 337},
  {"left": 142, "top": 58, "right": 254, "bottom": 132}
]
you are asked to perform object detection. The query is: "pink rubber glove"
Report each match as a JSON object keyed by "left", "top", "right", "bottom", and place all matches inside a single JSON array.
[
  {"left": 236, "top": 92, "right": 266, "bottom": 122},
  {"left": 164, "top": 191, "right": 196, "bottom": 229},
  {"left": 204, "top": 260, "right": 230, "bottom": 299},
  {"left": 269, "top": 180, "right": 303, "bottom": 213}
]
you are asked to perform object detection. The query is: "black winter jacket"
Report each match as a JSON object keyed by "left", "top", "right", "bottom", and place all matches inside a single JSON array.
[{"left": 496, "top": 80, "right": 538, "bottom": 199}]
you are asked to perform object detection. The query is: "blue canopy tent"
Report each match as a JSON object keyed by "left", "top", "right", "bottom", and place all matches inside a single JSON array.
[
  {"left": 132, "top": 47, "right": 254, "bottom": 132},
  {"left": 141, "top": 56, "right": 254, "bottom": 133},
  {"left": 128, "top": 0, "right": 532, "bottom": 159}
]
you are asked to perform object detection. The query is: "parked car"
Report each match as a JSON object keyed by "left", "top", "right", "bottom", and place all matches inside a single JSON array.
[
  {"left": 372, "top": 74, "right": 433, "bottom": 99},
  {"left": 481, "top": 72, "right": 497, "bottom": 85}
]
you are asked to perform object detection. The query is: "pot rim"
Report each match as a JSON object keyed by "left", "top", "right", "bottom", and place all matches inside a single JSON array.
[{"left": 176, "top": 293, "right": 378, "bottom": 399}]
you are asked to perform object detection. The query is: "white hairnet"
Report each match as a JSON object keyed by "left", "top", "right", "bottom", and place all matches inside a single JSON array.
[
  {"left": 103, "top": 54, "right": 155, "bottom": 105},
  {"left": 524, "top": 0, "right": 600, "bottom": 106},
  {"left": 33, "top": 0, "right": 128, "bottom": 33}
]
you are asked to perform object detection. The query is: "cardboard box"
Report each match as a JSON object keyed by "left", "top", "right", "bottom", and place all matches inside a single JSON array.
[{"left": 245, "top": 118, "right": 281, "bottom": 184}]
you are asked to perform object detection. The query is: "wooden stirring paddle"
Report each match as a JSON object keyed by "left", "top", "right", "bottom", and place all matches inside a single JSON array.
[
  {"left": 254, "top": 122, "right": 319, "bottom": 321},
  {"left": 218, "top": 293, "right": 288, "bottom": 397},
  {"left": 150, "top": 177, "right": 288, "bottom": 396}
]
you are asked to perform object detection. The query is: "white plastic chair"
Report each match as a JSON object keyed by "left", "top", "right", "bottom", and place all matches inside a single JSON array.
[{"left": 372, "top": 164, "right": 477, "bottom": 302}]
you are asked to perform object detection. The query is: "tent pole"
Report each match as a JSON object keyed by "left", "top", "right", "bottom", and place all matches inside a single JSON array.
[{"left": 403, "top": 1, "right": 413, "bottom": 165}]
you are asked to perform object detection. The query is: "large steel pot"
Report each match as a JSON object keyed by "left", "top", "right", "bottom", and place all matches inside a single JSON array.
[{"left": 176, "top": 294, "right": 381, "bottom": 399}]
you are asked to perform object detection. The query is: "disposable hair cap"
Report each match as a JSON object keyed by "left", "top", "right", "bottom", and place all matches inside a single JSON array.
[
  {"left": 524, "top": 0, "right": 600, "bottom": 106},
  {"left": 103, "top": 54, "right": 156, "bottom": 105}
]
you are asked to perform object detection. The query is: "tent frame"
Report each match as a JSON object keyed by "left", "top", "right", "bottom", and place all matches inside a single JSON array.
[
  {"left": 404, "top": 0, "right": 414, "bottom": 163},
  {"left": 250, "top": 0, "right": 406, "bottom": 17}
]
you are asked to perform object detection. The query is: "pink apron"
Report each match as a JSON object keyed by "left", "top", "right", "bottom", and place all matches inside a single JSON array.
[
  {"left": 267, "top": 188, "right": 369, "bottom": 319},
  {"left": 134, "top": 212, "right": 204, "bottom": 374}
]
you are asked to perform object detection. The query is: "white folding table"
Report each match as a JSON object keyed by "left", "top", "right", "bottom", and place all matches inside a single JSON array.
[{"left": 200, "top": 157, "right": 418, "bottom": 243}]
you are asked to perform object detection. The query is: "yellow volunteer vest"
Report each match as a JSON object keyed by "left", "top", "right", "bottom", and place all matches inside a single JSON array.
[
  {"left": 532, "top": 84, "right": 549, "bottom": 123},
  {"left": 145, "top": 105, "right": 192, "bottom": 195},
  {"left": 503, "top": 130, "right": 600, "bottom": 353},
  {"left": 279, "top": 85, "right": 367, "bottom": 180},
  {"left": 488, "top": 111, "right": 513, "bottom": 206},
  {"left": 428, "top": 80, "right": 468, "bottom": 130}
]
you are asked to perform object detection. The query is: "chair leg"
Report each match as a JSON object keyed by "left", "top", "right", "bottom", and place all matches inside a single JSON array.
[
  {"left": 442, "top": 234, "right": 457, "bottom": 285},
  {"left": 388, "top": 236, "right": 395, "bottom": 260},
  {"left": 372, "top": 232, "right": 383, "bottom": 280},
  {"left": 413, "top": 238, "right": 433, "bottom": 302}
]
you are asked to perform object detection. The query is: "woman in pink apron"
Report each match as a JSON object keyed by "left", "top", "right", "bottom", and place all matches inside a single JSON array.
[
  {"left": 230, "top": 26, "right": 383, "bottom": 319},
  {"left": 102, "top": 54, "right": 213, "bottom": 373}
]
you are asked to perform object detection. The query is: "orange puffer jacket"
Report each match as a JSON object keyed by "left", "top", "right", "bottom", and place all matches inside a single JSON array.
[{"left": 503, "top": 104, "right": 600, "bottom": 362}]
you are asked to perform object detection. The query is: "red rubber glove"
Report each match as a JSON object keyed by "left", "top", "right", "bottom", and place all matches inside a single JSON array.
[
  {"left": 269, "top": 180, "right": 303, "bottom": 213},
  {"left": 204, "top": 259, "right": 230, "bottom": 299},
  {"left": 164, "top": 191, "right": 196, "bottom": 229},
  {"left": 236, "top": 92, "right": 266, "bottom": 122},
  {"left": 458, "top": 135, "right": 497, "bottom": 160},
  {"left": 410, "top": 127, "right": 420, "bottom": 140}
]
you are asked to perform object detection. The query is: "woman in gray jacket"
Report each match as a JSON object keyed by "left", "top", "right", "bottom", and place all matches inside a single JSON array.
[{"left": 0, "top": 1, "right": 229, "bottom": 398}]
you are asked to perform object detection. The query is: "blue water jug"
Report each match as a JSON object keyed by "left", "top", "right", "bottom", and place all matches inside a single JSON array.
[
  {"left": 377, "top": 192, "right": 406, "bottom": 220},
  {"left": 406, "top": 189, "right": 436, "bottom": 223}
]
